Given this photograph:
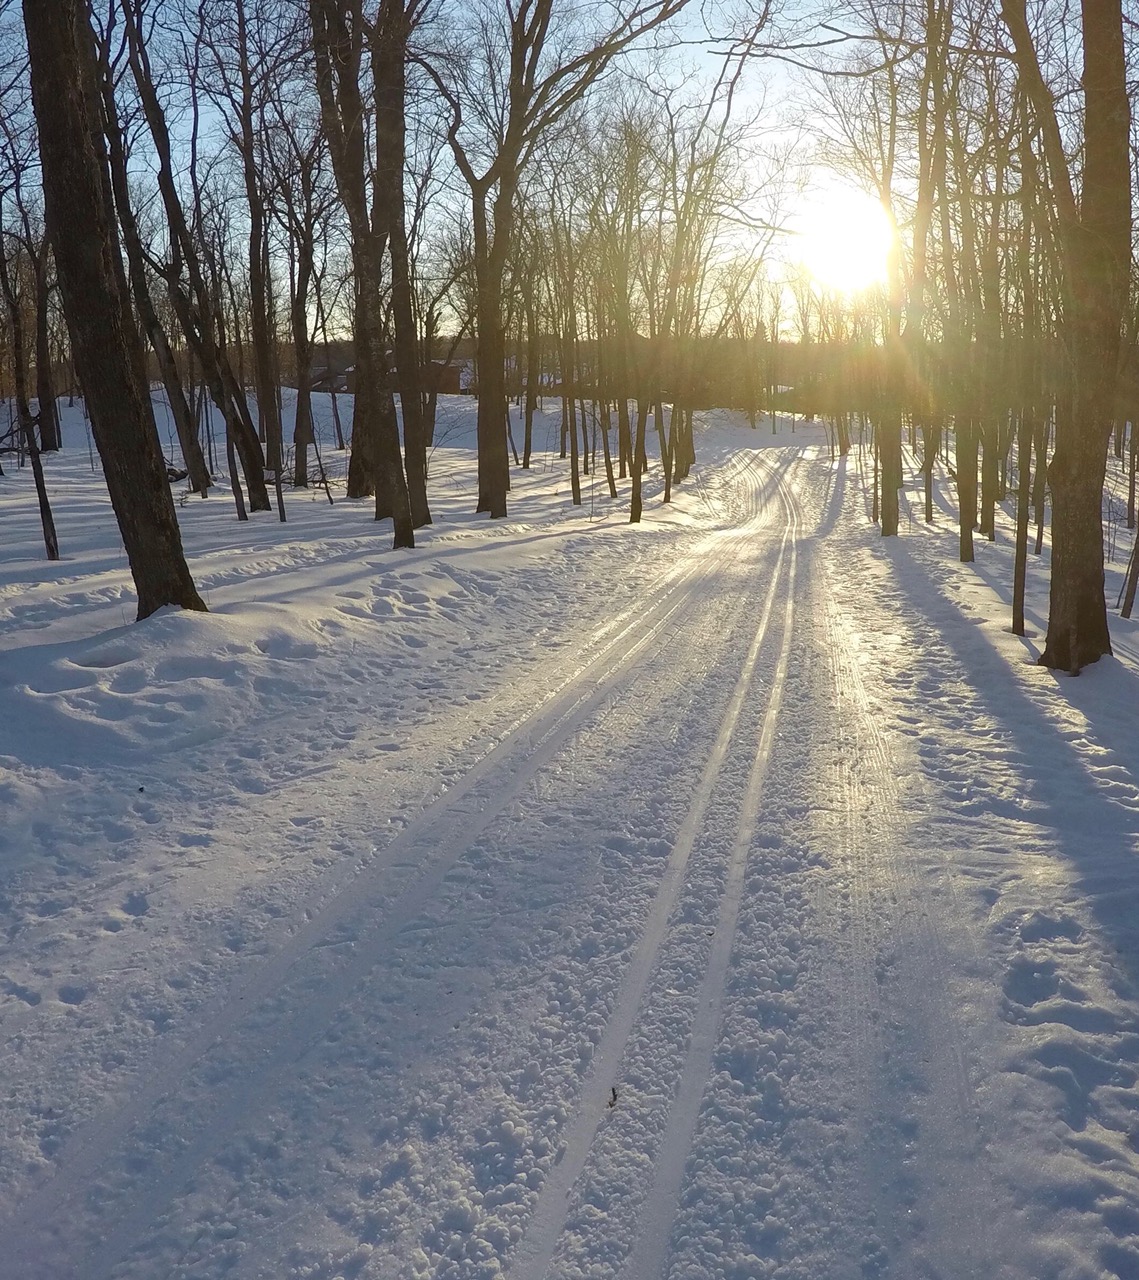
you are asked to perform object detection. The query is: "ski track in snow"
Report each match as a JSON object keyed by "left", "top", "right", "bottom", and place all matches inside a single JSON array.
[
  {"left": 3, "top": 451, "right": 780, "bottom": 1279},
  {"left": 3, "top": 399, "right": 1139, "bottom": 1279},
  {"left": 506, "top": 456, "right": 799, "bottom": 1280}
]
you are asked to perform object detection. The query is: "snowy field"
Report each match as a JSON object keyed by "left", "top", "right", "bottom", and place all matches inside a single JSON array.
[{"left": 3, "top": 394, "right": 1139, "bottom": 1280}]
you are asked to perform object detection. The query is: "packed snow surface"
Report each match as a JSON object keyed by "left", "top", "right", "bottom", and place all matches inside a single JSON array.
[{"left": 3, "top": 395, "right": 1139, "bottom": 1280}]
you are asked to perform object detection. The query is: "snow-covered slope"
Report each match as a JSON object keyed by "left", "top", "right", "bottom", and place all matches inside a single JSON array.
[{"left": 2, "top": 397, "right": 1139, "bottom": 1279}]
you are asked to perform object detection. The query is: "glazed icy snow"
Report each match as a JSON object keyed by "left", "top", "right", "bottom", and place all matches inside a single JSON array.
[{"left": 2, "top": 395, "right": 1139, "bottom": 1279}]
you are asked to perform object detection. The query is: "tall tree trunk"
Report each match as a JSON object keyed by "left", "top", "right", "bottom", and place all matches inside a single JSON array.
[
  {"left": 617, "top": 394, "right": 631, "bottom": 479},
  {"left": 1033, "top": 418, "right": 1049, "bottom": 554},
  {"left": 310, "top": 0, "right": 412, "bottom": 546},
  {"left": 24, "top": 0, "right": 204, "bottom": 616},
  {"left": 0, "top": 239, "right": 36, "bottom": 454},
  {"left": 564, "top": 324, "right": 582, "bottom": 506},
  {"left": 1128, "top": 414, "right": 1137, "bottom": 531},
  {"left": 1013, "top": 412, "right": 1032, "bottom": 635},
  {"left": 471, "top": 186, "right": 512, "bottom": 516},
  {"left": 0, "top": 236, "right": 59, "bottom": 558},
  {"left": 291, "top": 249, "right": 315, "bottom": 488},
  {"left": 372, "top": 0, "right": 430, "bottom": 527},
  {"left": 32, "top": 250, "right": 61, "bottom": 451},
  {"left": 880, "top": 315, "right": 904, "bottom": 536},
  {"left": 523, "top": 301, "right": 538, "bottom": 469},
  {"left": 1002, "top": 0, "right": 1131, "bottom": 670},
  {"left": 979, "top": 421, "right": 998, "bottom": 539},
  {"left": 234, "top": 0, "right": 283, "bottom": 518},
  {"left": 630, "top": 399, "right": 649, "bottom": 523},
  {"left": 921, "top": 418, "right": 938, "bottom": 522},
  {"left": 599, "top": 398, "right": 617, "bottom": 498},
  {"left": 879, "top": 414, "right": 902, "bottom": 534},
  {"left": 657, "top": 402, "right": 672, "bottom": 504},
  {"left": 956, "top": 418, "right": 977, "bottom": 562}
]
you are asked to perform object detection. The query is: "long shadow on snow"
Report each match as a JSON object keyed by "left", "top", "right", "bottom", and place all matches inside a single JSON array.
[
  {"left": 860, "top": 529, "right": 1139, "bottom": 1269},
  {"left": 875, "top": 530, "right": 1139, "bottom": 989}
]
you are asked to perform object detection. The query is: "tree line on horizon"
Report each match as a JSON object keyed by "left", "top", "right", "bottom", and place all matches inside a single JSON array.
[{"left": 0, "top": 0, "right": 1133, "bottom": 674}]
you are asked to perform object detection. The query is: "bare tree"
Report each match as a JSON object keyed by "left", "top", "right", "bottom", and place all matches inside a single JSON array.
[
  {"left": 0, "top": 219, "right": 59, "bottom": 559},
  {"left": 423, "top": 0, "right": 692, "bottom": 518},
  {"left": 22, "top": 0, "right": 205, "bottom": 617},
  {"left": 262, "top": 80, "right": 337, "bottom": 488},
  {"left": 193, "top": 0, "right": 302, "bottom": 518},
  {"left": 0, "top": 56, "right": 62, "bottom": 455},
  {"left": 95, "top": 1, "right": 212, "bottom": 496},
  {"left": 116, "top": 0, "right": 271, "bottom": 515},
  {"left": 310, "top": 0, "right": 415, "bottom": 545},
  {"left": 1001, "top": 0, "right": 1131, "bottom": 670}
]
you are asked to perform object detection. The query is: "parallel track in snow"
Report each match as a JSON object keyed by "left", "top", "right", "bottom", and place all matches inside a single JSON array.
[
  {"left": 622, "top": 463, "right": 799, "bottom": 1280},
  {"left": 2, "top": 451, "right": 790, "bottom": 1280},
  {"left": 507, "top": 453, "right": 801, "bottom": 1280}
]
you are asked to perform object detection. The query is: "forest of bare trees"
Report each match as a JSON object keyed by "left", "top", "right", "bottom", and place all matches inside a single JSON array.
[{"left": 0, "top": 0, "right": 1133, "bottom": 669}]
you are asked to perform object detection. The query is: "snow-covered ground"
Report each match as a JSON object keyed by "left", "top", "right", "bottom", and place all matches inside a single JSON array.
[{"left": 2, "top": 395, "right": 1139, "bottom": 1280}]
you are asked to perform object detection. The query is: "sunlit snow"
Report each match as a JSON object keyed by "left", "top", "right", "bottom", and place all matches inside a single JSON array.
[{"left": 2, "top": 394, "right": 1139, "bottom": 1280}]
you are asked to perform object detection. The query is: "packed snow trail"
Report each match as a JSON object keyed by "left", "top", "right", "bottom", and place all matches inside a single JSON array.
[
  {"left": 5, "top": 407, "right": 1139, "bottom": 1279},
  {"left": 4, "top": 448, "right": 819, "bottom": 1278},
  {"left": 6, "top": 463, "right": 771, "bottom": 1278},
  {"left": 506, "top": 459, "right": 798, "bottom": 1280}
]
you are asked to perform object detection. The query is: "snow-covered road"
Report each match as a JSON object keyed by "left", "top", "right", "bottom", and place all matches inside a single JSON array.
[{"left": 4, "top": 404, "right": 1139, "bottom": 1279}]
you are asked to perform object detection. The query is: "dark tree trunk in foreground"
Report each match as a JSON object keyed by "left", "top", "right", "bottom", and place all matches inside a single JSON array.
[
  {"left": 1002, "top": 0, "right": 1131, "bottom": 671},
  {"left": 1040, "top": 0, "right": 1130, "bottom": 670},
  {"left": 24, "top": 0, "right": 204, "bottom": 619}
]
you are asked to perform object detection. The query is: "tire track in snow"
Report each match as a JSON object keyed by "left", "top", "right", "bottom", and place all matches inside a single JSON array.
[
  {"left": 1, "top": 453, "right": 785, "bottom": 1280},
  {"left": 506, "top": 454, "right": 799, "bottom": 1280},
  {"left": 0, "top": 457, "right": 782, "bottom": 1085}
]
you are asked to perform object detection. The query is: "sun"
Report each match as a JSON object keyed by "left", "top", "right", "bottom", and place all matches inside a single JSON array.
[{"left": 793, "top": 186, "right": 895, "bottom": 295}]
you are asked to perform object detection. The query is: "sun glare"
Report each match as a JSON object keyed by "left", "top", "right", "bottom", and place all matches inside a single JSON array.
[{"left": 794, "top": 188, "right": 894, "bottom": 295}]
